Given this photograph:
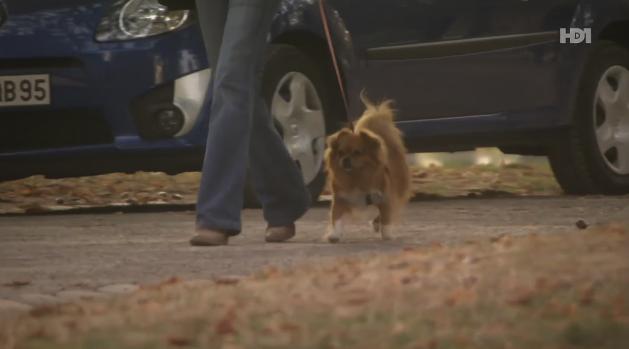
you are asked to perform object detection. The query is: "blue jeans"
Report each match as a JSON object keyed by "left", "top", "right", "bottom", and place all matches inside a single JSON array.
[{"left": 195, "top": 0, "right": 310, "bottom": 234}]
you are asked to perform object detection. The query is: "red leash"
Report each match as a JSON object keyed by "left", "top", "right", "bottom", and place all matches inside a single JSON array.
[{"left": 318, "top": 0, "right": 350, "bottom": 120}]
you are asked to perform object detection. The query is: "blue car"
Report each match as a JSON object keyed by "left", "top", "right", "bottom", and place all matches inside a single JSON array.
[{"left": 1, "top": 0, "right": 628, "bottom": 198}]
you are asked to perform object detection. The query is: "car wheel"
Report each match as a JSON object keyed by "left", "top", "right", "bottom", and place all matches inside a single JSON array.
[
  {"left": 549, "top": 41, "right": 629, "bottom": 195},
  {"left": 244, "top": 44, "right": 342, "bottom": 206}
]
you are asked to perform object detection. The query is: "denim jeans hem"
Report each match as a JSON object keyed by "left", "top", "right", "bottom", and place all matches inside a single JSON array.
[
  {"left": 195, "top": 216, "right": 241, "bottom": 236},
  {"left": 265, "top": 191, "right": 311, "bottom": 227}
]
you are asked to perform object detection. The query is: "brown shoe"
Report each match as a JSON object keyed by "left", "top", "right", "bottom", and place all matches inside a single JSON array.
[
  {"left": 190, "top": 228, "right": 229, "bottom": 246},
  {"left": 265, "top": 223, "right": 296, "bottom": 243}
]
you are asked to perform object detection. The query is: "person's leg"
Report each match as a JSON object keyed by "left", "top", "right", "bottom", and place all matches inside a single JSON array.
[
  {"left": 191, "top": 0, "right": 229, "bottom": 246},
  {"left": 246, "top": 0, "right": 310, "bottom": 241},
  {"left": 249, "top": 95, "right": 311, "bottom": 234},
  {"left": 193, "top": 0, "right": 284, "bottom": 243},
  {"left": 194, "top": 0, "right": 227, "bottom": 72}
]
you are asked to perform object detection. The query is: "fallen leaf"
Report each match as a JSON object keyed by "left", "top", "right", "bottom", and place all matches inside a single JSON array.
[
  {"left": 575, "top": 220, "right": 588, "bottom": 230},
  {"left": 535, "top": 277, "right": 549, "bottom": 291},
  {"left": 507, "top": 287, "right": 535, "bottom": 306},
  {"left": 214, "top": 276, "right": 241, "bottom": 286},
  {"left": 167, "top": 336, "right": 192, "bottom": 347},
  {"left": 19, "top": 203, "right": 49, "bottom": 214},
  {"left": 444, "top": 288, "right": 477, "bottom": 307},
  {"left": 30, "top": 305, "right": 58, "bottom": 317},
  {"left": 345, "top": 296, "right": 370, "bottom": 306},
  {"left": 490, "top": 234, "right": 507, "bottom": 243},
  {"left": 280, "top": 322, "right": 300, "bottom": 333},
  {"left": 388, "top": 261, "right": 409, "bottom": 270},
  {"left": 579, "top": 284, "right": 595, "bottom": 306},
  {"left": 462, "top": 276, "right": 478, "bottom": 288},
  {"left": 215, "top": 307, "right": 237, "bottom": 336},
  {"left": 3, "top": 280, "right": 30, "bottom": 287}
]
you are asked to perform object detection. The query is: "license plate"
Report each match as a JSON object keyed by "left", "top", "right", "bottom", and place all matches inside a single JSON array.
[{"left": 0, "top": 74, "right": 51, "bottom": 107}]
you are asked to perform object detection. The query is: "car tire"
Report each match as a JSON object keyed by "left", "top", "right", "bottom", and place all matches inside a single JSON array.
[
  {"left": 244, "top": 44, "right": 343, "bottom": 207},
  {"left": 549, "top": 40, "right": 629, "bottom": 195}
]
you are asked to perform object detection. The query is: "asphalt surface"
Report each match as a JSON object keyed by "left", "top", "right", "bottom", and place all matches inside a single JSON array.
[{"left": 1, "top": 196, "right": 628, "bottom": 310}]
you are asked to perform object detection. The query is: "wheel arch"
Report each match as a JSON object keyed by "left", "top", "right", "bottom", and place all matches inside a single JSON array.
[
  {"left": 557, "top": 1, "right": 629, "bottom": 126},
  {"left": 270, "top": 0, "right": 361, "bottom": 119},
  {"left": 272, "top": 30, "right": 334, "bottom": 87},
  {"left": 270, "top": 29, "right": 347, "bottom": 130},
  {"left": 598, "top": 20, "right": 629, "bottom": 49}
]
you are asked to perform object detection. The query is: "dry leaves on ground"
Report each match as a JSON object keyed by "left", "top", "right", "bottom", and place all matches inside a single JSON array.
[
  {"left": 1, "top": 225, "right": 627, "bottom": 349},
  {"left": 0, "top": 164, "right": 561, "bottom": 214}
]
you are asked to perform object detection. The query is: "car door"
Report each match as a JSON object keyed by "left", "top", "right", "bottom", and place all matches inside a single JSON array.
[{"left": 327, "top": 0, "right": 579, "bottom": 121}]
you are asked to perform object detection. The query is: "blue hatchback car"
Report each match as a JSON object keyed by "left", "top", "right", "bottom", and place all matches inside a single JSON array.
[{"left": 1, "top": 0, "right": 628, "bottom": 198}]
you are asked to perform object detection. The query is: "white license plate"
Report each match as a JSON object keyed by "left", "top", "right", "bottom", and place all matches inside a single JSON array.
[{"left": 0, "top": 74, "right": 51, "bottom": 107}]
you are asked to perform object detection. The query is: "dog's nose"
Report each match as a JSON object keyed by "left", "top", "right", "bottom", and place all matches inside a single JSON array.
[{"left": 341, "top": 157, "right": 352, "bottom": 170}]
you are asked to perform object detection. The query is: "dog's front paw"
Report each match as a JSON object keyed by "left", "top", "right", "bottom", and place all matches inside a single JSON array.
[
  {"left": 327, "top": 235, "right": 340, "bottom": 244},
  {"left": 324, "top": 225, "right": 342, "bottom": 244},
  {"left": 381, "top": 225, "right": 393, "bottom": 241},
  {"left": 324, "top": 230, "right": 341, "bottom": 244},
  {"left": 371, "top": 216, "right": 381, "bottom": 233},
  {"left": 325, "top": 219, "right": 345, "bottom": 244}
]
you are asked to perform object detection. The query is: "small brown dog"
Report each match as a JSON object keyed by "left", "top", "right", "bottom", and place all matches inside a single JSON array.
[{"left": 324, "top": 95, "right": 411, "bottom": 243}]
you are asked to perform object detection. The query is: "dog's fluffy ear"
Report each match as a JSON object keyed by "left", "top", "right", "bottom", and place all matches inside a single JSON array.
[
  {"left": 359, "top": 130, "right": 382, "bottom": 151},
  {"left": 327, "top": 128, "right": 353, "bottom": 150}
]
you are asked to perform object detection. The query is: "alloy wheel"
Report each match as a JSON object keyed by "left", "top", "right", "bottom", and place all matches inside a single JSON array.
[
  {"left": 593, "top": 65, "right": 629, "bottom": 175},
  {"left": 271, "top": 72, "right": 326, "bottom": 184}
]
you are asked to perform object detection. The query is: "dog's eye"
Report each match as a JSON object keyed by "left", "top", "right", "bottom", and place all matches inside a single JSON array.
[{"left": 352, "top": 150, "right": 362, "bottom": 156}]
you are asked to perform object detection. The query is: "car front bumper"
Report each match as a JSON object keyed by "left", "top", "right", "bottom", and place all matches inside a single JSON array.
[{"left": 0, "top": 1, "right": 212, "bottom": 179}]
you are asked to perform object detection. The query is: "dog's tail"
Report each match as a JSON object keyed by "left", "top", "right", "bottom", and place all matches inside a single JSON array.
[{"left": 360, "top": 90, "right": 395, "bottom": 121}]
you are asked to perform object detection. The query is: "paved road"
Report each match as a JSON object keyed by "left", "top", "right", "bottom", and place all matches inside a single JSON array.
[{"left": 1, "top": 196, "right": 628, "bottom": 313}]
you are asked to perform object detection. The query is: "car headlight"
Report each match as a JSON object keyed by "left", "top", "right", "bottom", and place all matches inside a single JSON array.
[{"left": 95, "top": 0, "right": 191, "bottom": 42}]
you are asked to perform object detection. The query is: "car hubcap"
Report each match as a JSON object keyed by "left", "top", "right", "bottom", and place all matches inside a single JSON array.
[
  {"left": 271, "top": 72, "right": 326, "bottom": 184},
  {"left": 594, "top": 65, "right": 629, "bottom": 175}
]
